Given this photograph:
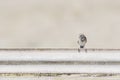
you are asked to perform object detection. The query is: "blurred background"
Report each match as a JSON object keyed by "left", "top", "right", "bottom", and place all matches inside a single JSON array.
[{"left": 0, "top": 0, "right": 120, "bottom": 48}]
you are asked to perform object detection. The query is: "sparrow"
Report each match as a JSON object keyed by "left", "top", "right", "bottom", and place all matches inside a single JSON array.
[{"left": 77, "top": 34, "right": 87, "bottom": 48}]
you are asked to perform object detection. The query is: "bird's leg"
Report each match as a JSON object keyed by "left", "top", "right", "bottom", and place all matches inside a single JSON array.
[
  {"left": 78, "top": 47, "right": 80, "bottom": 52},
  {"left": 78, "top": 46, "right": 84, "bottom": 52}
]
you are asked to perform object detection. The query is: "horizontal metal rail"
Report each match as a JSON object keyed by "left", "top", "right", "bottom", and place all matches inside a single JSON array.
[
  {"left": 0, "top": 50, "right": 119, "bottom": 61},
  {"left": 0, "top": 48, "right": 119, "bottom": 73},
  {"left": 0, "top": 48, "right": 120, "bottom": 51}
]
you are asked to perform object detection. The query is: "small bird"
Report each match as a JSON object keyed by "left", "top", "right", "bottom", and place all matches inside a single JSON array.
[{"left": 77, "top": 34, "right": 87, "bottom": 48}]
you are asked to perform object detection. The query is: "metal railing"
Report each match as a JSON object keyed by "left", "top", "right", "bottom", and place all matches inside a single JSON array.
[{"left": 0, "top": 48, "right": 119, "bottom": 73}]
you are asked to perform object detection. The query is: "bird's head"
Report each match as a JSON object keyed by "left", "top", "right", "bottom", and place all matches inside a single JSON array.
[{"left": 79, "top": 33, "right": 85, "bottom": 38}]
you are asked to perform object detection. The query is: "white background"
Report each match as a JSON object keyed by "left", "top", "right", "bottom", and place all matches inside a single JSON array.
[{"left": 0, "top": 0, "right": 120, "bottom": 48}]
